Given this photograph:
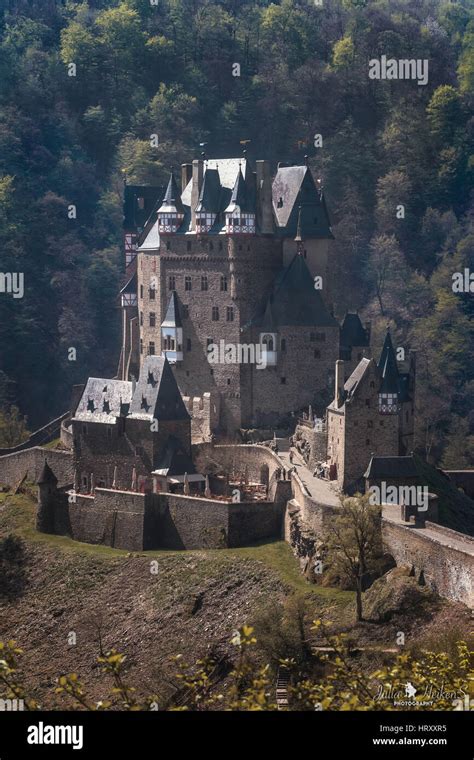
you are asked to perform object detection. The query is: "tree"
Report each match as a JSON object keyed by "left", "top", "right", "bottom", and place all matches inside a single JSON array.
[
  {"left": 366, "top": 233, "right": 408, "bottom": 316},
  {"left": 0, "top": 406, "right": 30, "bottom": 448},
  {"left": 326, "top": 494, "right": 382, "bottom": 622},
  {"left": 441, "top": 416, "right": 474, "bottom": 470}
]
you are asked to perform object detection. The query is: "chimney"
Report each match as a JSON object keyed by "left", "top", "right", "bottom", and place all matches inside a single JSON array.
[
  {"left": 181, "top": 163, "right": 192, "bottom": 193},
  {"left": 255, "top": 160, "right": 273, "bottom": 234},
  {"left": 191, "top": 159, "right": 204, "bottom": 230},
  {"left": 335, "top": 359, "right": 344, "bottom": 408}
]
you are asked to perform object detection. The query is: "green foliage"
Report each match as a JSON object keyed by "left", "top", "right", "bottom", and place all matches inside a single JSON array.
[
  {"left": 1, "top": 622, "right": 472, "bottom": 711},
  {"left": 0, "top": 0, "right": 472, "bottom": 458},
  {"left": 0, "top": 406, "right": 30, "bottom": 448}
]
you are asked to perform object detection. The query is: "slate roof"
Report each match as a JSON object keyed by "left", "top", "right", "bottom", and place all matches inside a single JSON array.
[
  {"left": 344, "top": 357, "right": 372, "bottom": 398},
  {"left": 195, "top": 168, "right": 222, "bottom": 213},
  {"left": 158, "top": 172, "right": 184, "bottom": 214},
  {"left": 128, "top": 355, "right": 190, "bottom": 422},
  {"left": 364, "top": 455, "right": 418, "bottom": 480},
  {"left": 272, "top": 166, "right": 333, "bottom": 238},
  {"left": 378, "top": 331, "right": 400, "bottom": 395},
  {"left": 340, "top": 313, "right": 370, "bottom": 348},
  {"left": 123, "top": 185, "right": 162, "bottom": 231},
  {"left": 153, "top": 435, "right": 196, "bottom": 476},
  {"left": 161, "top": 291, "right": 182, "bottom": 328},
  {"left": 249, "top": 253, "right": 338, "bottom": 329},
  {"left": 119, "top": 272, "right": 137, "bottom": 295},
  {"left": 38, "top": 461, "right": 58, "bottom": 485},
  {"left": 225, "top": 168, "right": 256, "bottom": 213},
  {"left": 73, "top": 378, "right": 133, "bottom": 424}
]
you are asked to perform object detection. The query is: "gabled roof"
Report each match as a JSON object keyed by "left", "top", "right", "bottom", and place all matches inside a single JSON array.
[
  {"left": 161, "top": 291, "right": 182, "bottom": 328},
  {"left": 195, "top": 168, "right": 222, "bottom": 213},
  {"left": 153, "top": 435, "right": 196, "bottom": 476},
  {"left": 272, "top": 166, "right": 333, "bottom": 238},
  {"left": 364, "top": 455, "right": 418, "bottom": 480},
  {"left": 73, "top": 378, "right": 133, "bottom": 424},
  {"left": 225, "top": 168, "right": 256, "bottom": 213},
  {"left": 119, "top": 272, "right": 137, "bottom": 295},
  {"left": 250, "top": 253, "right": 338, "bottom": 329},
  {"left": 340, "top": 313, "right": 370, "bottom": 348},
  {"left": 123, "top": 184, "right": 162, "bottom": 231},
  {"left": 344, "top": 357, "right": 373, "bottom": 398},
  {"left": 378, "top": 331, "right": 400, "bottom": 394},
  {"left": 158, "top": 172, "right": 184, "bottom": 214},
  {"left": 128, "top": 355, "right": 190, "bottom": 421}
]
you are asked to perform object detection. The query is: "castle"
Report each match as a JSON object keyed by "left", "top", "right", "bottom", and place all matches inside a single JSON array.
[{"left": 119, "top": 158, "right": 340, "bottom": 433}]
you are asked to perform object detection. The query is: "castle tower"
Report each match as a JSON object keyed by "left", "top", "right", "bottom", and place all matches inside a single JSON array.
[{"left": 36, "top": 461, "right": 58, "bottom": 534}]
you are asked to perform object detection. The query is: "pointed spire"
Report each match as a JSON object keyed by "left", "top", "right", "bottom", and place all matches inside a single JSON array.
[
  {"left": 295, "top": 205, "right": 303, "bottom": 243},
  {"left": 161, "top": 290, "right": 182, "bottom": 328},
  {"left": 378, "top": 329, "right": 400, "bottom": 394},
  {"left": 158, "top": 171, "right": 184, "bottom": 214},
  {"left": 37, "top": 461, "right": 57, "bottom": 486}
]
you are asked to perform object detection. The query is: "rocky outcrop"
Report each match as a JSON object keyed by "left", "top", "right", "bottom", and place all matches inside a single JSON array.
[{"left": 362, "top": 566, "right": 436, "bottom": 623}]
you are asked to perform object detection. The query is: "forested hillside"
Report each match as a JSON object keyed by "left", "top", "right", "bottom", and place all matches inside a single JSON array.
[{"left": 0, "top": 0, "right": 472, "bottom": 464}]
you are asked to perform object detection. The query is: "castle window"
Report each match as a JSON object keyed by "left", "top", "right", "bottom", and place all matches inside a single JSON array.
[
  {"left": 149, "top": 312, "right": 156, "bottom": 327},
  {"left": 220, "top": 275, "right": 228, "bottom": 292},
  {"left": 187, "top": 338, "right": 192, "bottom": 351},
  {"left": 148, "top": 341, "right": 155, "bottom": 355},
  {"left": 169, "top": 276, "right": 176, "bottom": 290},
  {"left": 281, "top": 377, "right": 286, "bottom": 384},
  {"left": 82, "top": 474, "right": 88, "bottom": 488},
  {"left": 207, "top": 337, "right": 213, "bottom": 347},
  {"left": 281, "top": 338, "right": 286, "bottom": 351},
  {"left": 219, "top": 241, "right": 223, "bottom": 251},
  {"left": 185, "top": 276, "right": 192, "bottom": 291},
  {"left": 227, "top": 378, "right": 231, "bottom": 385},
  {"left": 226, "top": 306, "right": 234, "bottom": 322},
  {"left": 210, "top": 368, "right": 214, "bottom": 375},
  {"left": 187, "top": 241, "right": 192, "bottom": 252},
  {"left": 209, "top": 242, "right": 214, "bottom": 251},
  {"left": 201, "top": 275, "right": 208, "bottom": 291},
  {"left": 166, "top": 241, "right": 171, "bottom": 250},
  {"left": 379, "top": 393, "right": 399, "bottom": 414},
  {"left": 277, "top": 197, "right": 283, "bottom": 208},
  {"left": 140, "top": 284, "right": 143, "bottom": 299},
  {"left": 140, "top": 312, "right": 143, "bottom": 326},
  {"left": 149, "top": 287, "right": 155, "bottom": 300},
  {"left": 314, "top": 349, "right": 320, "bottom": 359},
  {"left": 140, "top": 338, "right": 143, "bottom": 354},
  {"left": 212, "top": 306, "right": 219, "bottom": 321}
]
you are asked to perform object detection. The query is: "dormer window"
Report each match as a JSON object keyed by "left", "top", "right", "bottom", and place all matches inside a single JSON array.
[
  {"left": 195, "top": 212, "right": 216, "bottom": 233},
  {"left": 225, "top": 211, "right": 255, "bottom": 234},
  {"left": 277, "top": 197, "right": 283, "bottom": 208},
  {"left": 87, "top": 398, "right": 95, "bottom": 413},
  {"left": 379, "top": 393, "right": 399, "bottom": 414}
]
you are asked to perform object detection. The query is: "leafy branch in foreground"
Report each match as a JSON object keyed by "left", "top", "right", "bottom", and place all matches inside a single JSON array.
[{"left": 1, "top": 622, "right": 472, "bottom": 711}]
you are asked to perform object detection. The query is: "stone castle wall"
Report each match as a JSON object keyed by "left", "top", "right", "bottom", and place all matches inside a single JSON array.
[
  {"left": 0, "top": 448, "right": 73, "bottom": 489},
  {"left": 48, "top": 486, "right": 283, "bottom": 552},
  {"left": 382, "top": 519, "right": 474, "bottom": 608}
]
